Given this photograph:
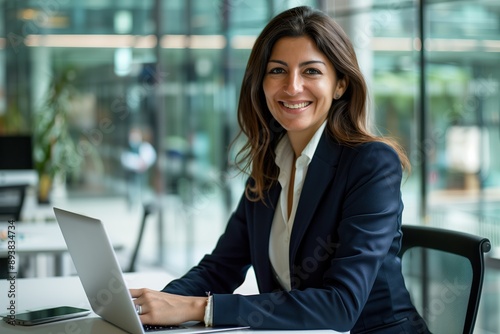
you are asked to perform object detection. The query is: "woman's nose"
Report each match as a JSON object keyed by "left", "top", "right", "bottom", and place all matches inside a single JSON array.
[{"left": 283, "top": 72, "right": 303, "bottom": 96}]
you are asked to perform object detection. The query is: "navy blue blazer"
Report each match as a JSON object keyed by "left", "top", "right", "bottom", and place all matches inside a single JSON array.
[{"left": 162, "top": 131, "right": 429, "bottom": 333}]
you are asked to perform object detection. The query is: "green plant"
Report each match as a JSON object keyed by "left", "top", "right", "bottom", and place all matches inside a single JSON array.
[
  {"left": 33, "top": 69, "right": 83, "bottom": 194},
  {"left": 0, "top": 102, "right": 29, "bottom": 134}
]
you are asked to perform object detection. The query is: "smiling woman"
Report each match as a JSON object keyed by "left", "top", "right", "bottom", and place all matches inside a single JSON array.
[
  {"left": 130, "top": 6, "right": 431, "bottom": 334},
  {"left": 235, "top": 7, "right": 410, "bottom": 204}
]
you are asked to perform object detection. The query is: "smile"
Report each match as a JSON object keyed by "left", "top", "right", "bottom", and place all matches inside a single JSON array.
[{"left": 282, "top": 101, "right": 311, "bottom": 109}]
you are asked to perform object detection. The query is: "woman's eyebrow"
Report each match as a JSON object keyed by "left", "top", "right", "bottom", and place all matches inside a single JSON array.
[
  {"left": 267, "top": 59, "right": 326, "bottom": 67},
  {"left": 268, "top": 59, "right": 287, "bottom": 66}
]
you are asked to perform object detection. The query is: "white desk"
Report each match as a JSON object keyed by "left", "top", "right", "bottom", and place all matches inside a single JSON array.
[
  {"left": 0, "top": 272, "right": 340, "bottom": 334},
  {"left": 0, "top": 221, "right": 68, "bottom": 277},
  {"left": 0, "top": 222, "right": 123, "bottom": 276},
  {"left": 0, "top": 222, "right": 68, "bottom": 255}
]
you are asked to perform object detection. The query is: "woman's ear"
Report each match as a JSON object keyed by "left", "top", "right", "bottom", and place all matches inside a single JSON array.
[{"left": 334, "top": 77, "right": 348, "bottom": 99}]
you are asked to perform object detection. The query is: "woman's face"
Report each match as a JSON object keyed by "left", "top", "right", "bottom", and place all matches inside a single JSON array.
[{"left": 263, "top": 36, "right": 346, "bottom": 143}]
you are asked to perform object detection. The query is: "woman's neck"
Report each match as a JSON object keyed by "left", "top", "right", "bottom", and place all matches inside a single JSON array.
[{"left": 288, "top": 131, "right": 312, "bottom": 157}]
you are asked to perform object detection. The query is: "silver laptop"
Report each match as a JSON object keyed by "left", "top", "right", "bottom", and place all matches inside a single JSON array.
[{"left": 53, "top": 207, "right": 248, "bottom": 334}]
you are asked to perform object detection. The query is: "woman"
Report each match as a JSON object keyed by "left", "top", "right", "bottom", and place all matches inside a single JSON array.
[{"left": 130, "top": 6, "right": 430, "bottom": 333}]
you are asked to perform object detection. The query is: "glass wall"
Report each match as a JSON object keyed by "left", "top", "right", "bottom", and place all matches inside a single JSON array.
[
  {"left": 423, "top": 2, "right": 500, "bottom": 332},
  {"left": 424, "top": 1, "right": 500, "bottom": 240},
  {"left": 1, "top": 0, "right": 499, "bottom": 331}
]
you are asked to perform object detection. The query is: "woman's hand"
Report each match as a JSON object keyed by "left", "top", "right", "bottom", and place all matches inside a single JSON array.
[{"left": 129, "top": 288, "right": 207, "bottom": 326}]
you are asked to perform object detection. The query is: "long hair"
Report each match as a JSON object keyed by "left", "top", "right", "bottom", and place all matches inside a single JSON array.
[{"left": 234, "top": 6, "right": 410, "bottom": 202}]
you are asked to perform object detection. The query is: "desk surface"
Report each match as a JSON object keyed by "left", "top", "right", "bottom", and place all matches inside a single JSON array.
[
  {"left": 0, "top": 221, "right": 68, "bottom": 256},
  {"left": 0, "top": 272, "right": 341, "bottom": 334},
  {"left": 0, "top": 221, "right": 124, "bottom": 255},
  {"left": 0, "top": 221, "right": 124, "bottom": 277}
]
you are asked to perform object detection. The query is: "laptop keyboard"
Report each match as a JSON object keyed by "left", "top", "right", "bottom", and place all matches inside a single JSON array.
[{"left": 143, "top": 324, "right": 186, "bottom": 332}]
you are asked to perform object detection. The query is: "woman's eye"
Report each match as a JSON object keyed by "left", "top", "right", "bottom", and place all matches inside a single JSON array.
[
  {"left": 268, "top": 68, "right": 285, "bottom": 74},
  {"left": 305, "top": 68, "right": 321, "bottom": 75}
]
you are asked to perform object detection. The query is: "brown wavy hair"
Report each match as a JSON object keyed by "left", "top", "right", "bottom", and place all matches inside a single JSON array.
[{"left": 234, "top": 6, "right": 410, "bottom": 202}]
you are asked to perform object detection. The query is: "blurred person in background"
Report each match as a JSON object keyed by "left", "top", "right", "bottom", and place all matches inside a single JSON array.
[{"left": 121, "top": 126, "right": 156, "bottom": 208}]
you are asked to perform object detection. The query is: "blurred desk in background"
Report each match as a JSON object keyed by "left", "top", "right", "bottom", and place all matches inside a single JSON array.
[{"left": 0, "top": 221, "right": 123, "bottom": 277}]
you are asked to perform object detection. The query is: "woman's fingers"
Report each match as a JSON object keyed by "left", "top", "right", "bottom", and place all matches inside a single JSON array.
[
  {"left": 129, "top": 288, "right": 141, "bottom": 297},
  {"left": 128, "top": 289, "right": 204, "bottom": 325}
]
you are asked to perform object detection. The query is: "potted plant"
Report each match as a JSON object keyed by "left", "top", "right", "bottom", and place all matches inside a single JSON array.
[{"left": 33, "top": 68, "right": 83, "bottom": 203}]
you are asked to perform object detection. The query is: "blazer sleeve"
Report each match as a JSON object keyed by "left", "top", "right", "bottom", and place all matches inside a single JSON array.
[{"left": 212, "top": 142, "right": 404, "bottom": 332}]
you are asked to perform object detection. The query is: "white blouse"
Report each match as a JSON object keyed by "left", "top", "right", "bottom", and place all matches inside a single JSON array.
[{"left": 269, "top": 121, "right": 327, "bottom": 291}]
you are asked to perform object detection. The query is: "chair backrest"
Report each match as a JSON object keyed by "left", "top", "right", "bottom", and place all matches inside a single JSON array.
[
  {"left": 399, "top": 224, "right": 491, "bottom": 334},
  {"left": 0, "top": 184, "right": 27, "bottom": 221}
]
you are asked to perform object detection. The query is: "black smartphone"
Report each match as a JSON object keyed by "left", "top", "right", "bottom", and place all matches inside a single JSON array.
[{"left": 3, "top": 306, "right": 91, "bottom": 326}]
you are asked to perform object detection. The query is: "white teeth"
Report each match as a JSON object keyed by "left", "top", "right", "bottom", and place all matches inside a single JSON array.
[{"left": 282, "top": 102, "right": 310, "bottom": 109}]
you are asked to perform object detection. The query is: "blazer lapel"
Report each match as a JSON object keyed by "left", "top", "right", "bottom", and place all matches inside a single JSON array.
[{"left": 289, "top": 133, "right": 342, "bottom": 263}]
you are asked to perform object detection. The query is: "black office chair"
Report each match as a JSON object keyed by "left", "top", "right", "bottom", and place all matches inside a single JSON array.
[
  {"left": 399, "top": 224, "right": 491, "bottom": 334},
  {"left": 0, "top": 184, "right": 27, "bottom": 279},
  {"left": 0, "top": 184, "right": 27, "bottom": 221}
]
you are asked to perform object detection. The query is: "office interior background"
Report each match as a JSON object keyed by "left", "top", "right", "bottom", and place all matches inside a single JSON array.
[{"left": 0, "top": 0, "right": 499, "bottom": 332}]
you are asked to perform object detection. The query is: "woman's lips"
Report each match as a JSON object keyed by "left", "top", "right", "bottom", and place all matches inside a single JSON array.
[
  {"left": 282, "top": 101, "right": 312, "bottom": 109},
  {"left": 279, "top": 101, "right": 312, "bottom": 115}
]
